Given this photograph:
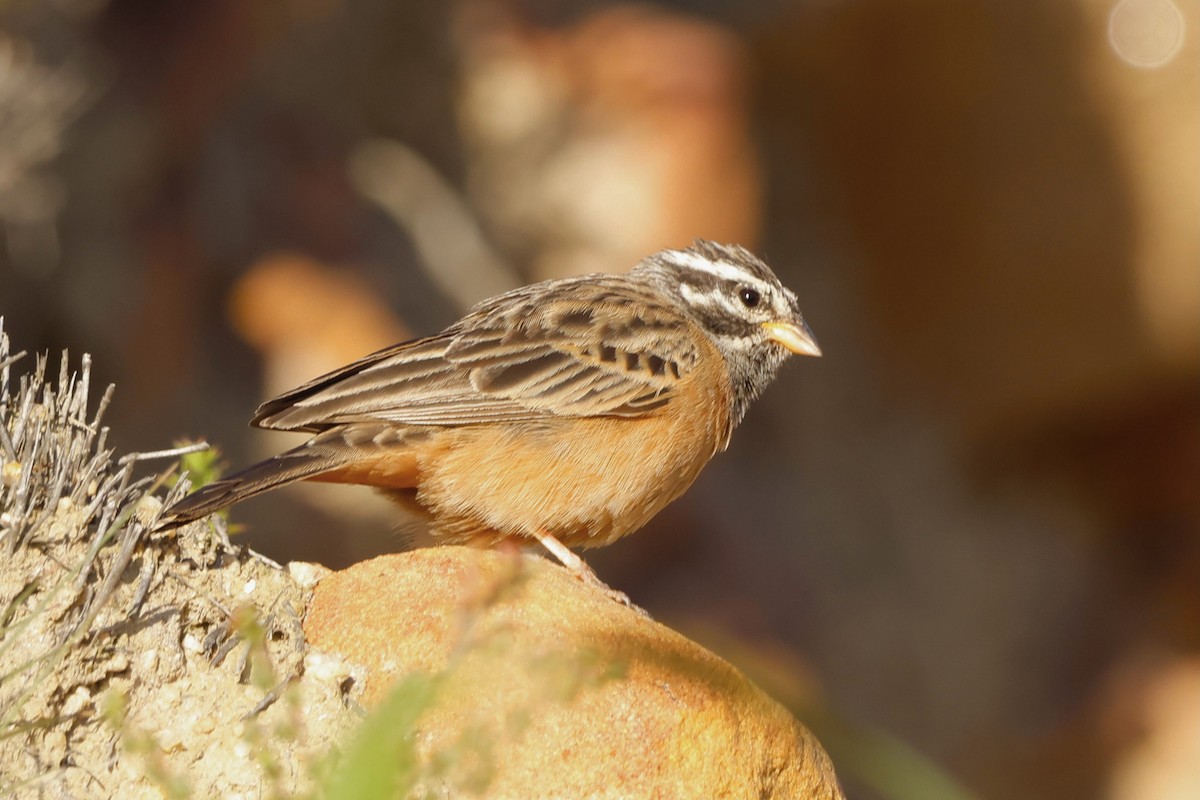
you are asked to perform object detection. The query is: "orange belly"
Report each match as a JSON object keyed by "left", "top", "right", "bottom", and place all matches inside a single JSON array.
[{"left": 420, "top": 400, "right": 727, "bottom": 548}]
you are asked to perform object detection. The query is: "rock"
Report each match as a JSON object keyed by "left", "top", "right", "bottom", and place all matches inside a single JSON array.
[{"left": 305, "top": 548, "right": 844, "bottom": 799}]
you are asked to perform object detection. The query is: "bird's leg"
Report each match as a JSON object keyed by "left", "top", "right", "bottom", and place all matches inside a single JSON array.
[
  {"left": 529, "top": 528, "right": 589, "bottom": 575},
  {"left": 530, "top": 529, "right": 645, "bottom": 615}
]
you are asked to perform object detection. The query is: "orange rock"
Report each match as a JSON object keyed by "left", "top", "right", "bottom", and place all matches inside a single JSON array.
[{"left": 305, "top": 549, "right": 844, "bottom": 799}]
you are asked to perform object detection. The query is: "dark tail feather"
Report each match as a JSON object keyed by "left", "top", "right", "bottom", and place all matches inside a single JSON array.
[{"left": 157, "top": 446, "right": 342, "bottom": 530}]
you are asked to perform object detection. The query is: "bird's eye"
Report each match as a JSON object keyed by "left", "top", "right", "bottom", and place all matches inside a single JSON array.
[{"left": 738, "top": 287, "right": 761, "bottom": 308}]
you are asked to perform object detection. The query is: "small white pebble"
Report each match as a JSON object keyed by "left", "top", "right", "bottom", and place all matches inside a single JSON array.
[
  {"left": 138, "top": 649, "right": 159, "bottom": 673},
  {"left": 157, "top": 727, "right": 185, "bottom": 752},
  {"left": 193, "top": 715, "right": 216, "bottom": 734},
  {"left": 159, "top": 684, "right": 181, "bottom": 707},
  {"left": 56, "top": 496, "right": 73, "bottom": 514},
  {"left": 286, "top": 561, "right": 331, "bottom": 589},
  {"left": 233, "top": 741, "right": 251, "bottom": 760},
  {"left": 304, "top": 650, "right": 352, "bottom": 683},
  {"left": 182, "top": 633, "right": 204, "bottom": 654},
  {"left": 61, "top": 686, "right": 91, "bottom": 717},
  {"left": 242, "top": 578, "right": 257, "bottom": 595}
]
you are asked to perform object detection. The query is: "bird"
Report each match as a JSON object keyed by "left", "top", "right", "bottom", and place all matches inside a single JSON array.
[{"left": 158, "top": 240, "right": 820, "bottom": 589}]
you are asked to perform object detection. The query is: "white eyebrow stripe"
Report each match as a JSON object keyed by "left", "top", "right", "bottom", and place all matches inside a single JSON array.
[
  {"left": 666, "top": 251, "right": 761, "bottom": 284},
  {"left": 678, "top": 281, "right": 713, "bottom": 307}
]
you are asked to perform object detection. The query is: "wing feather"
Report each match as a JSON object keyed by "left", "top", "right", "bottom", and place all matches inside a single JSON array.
[{"left": 252, "top": 276, "right": 700, "bottom": 432}]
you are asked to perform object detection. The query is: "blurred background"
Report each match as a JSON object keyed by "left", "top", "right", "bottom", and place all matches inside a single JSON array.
[{"left": 1, "top": 0, "right": 1197, "bottom": 797}]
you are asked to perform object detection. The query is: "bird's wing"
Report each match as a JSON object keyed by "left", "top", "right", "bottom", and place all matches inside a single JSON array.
[{"left": 252, "top": 277, "right": 702, "bottom": 432}]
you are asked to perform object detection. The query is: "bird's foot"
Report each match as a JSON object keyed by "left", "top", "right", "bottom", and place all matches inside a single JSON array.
[{"left": 530, "top": 529, "right": 650, "bottom": 618}]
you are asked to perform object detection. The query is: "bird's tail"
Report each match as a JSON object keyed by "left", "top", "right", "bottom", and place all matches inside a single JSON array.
[{"left": 156, "top": 441, "right": 345, "bottom": 530}]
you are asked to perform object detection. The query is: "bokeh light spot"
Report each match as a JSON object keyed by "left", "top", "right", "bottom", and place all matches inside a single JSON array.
[{"left": 1108, "top": 0, "right": 1186, "bottom": 68}]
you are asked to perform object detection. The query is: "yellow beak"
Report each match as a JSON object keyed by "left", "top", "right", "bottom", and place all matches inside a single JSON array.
[{"left": 762, "top": 320, "right": 822, "bottom": 357}]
